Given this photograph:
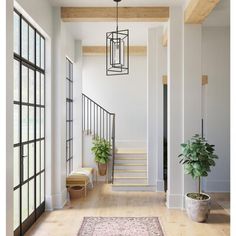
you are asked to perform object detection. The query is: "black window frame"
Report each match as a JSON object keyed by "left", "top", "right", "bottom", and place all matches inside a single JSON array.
[
  {"left": 66, "top": 58, "right": 73, "bottom": 176},
  {"left": 13, "top": 9, "right": 46, "bottom": 236}
]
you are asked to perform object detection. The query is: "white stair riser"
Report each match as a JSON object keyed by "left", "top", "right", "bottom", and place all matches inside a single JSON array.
[
  {"left": 115, "top": 154, "right": 147, "bottom": 159},
  {"left": 114, "top": 171, "right": 147, "bottom": 177},
  {"left": 115, "top": 159, "right": 147, "bottom": 164},
  {"left": 114, "top": 165, "right": 147, "bottom": 170},
  {"left": 113, "top": 178, "right": 147, "bottom": 184}
]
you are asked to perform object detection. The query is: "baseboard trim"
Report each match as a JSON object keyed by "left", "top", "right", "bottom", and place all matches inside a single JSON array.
[
  {"left": 204, "top": 180, "right": 230, "bottom": 192},
  {"left": 51, "top": 188, "right": 68, "bottom": 209},
  {"left": 166, "top": 191, "right": 184, "bottom": 209},
  {"left": 156, "top": 179, "right": 165, "bottom": 192}
]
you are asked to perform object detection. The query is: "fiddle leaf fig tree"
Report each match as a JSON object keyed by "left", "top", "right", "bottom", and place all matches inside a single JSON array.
[{"left": 178, "top": 134, "right": 218, "bottom": 199}]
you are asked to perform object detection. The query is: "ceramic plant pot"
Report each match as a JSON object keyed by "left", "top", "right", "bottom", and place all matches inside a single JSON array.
[
  {"left": 185, "top": 193, "right": 211, "bottom": 222},
  {"left": 98, "top": 163, "right": 107, "bottom": 176}
]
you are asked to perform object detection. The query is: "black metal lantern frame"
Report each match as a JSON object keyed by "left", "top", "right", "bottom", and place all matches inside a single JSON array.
[{"left": 106, "top": 0, "right": 129, "bottom": 76}]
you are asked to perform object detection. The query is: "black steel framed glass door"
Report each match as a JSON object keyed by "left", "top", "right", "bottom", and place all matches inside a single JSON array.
[{"left": 13, "top": 9, "right": 45, "bottom": 236}]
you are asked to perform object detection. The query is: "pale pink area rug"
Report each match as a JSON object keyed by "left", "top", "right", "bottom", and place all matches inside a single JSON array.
[{"left": 78, "top": 217, "right": 164, "bottom": 236}]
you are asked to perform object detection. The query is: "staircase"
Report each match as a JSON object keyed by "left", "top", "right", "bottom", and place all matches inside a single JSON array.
[
  {"left": 82, "top": 94, "right": 152, "bottom": 191},
  {"left": 112, "top": 149, "right": 151, "bottom": 191}
]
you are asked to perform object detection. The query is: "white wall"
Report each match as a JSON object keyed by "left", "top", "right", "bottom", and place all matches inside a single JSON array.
[
  {"left": 147, "top": 27, "right": 166, "bottom": 191},
  {"left": 202, "top": 27, "right": 230, "bottom": 192},
  {"left": 82, "top": 55, "right": 147, "bottom": 149},
  {"left": 51, "top": 8, "right": 78, "bottom": 209},
  {"left": 15, "top": 0, "right": 53, "bottom": 37},
  {"left": 2, "top": 0, "right": 14, "bottom": 235}
]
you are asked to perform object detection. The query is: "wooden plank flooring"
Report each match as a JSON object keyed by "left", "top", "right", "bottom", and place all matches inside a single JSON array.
[{"left": 25, "top": 183, "right": 230, "bottom": 236}]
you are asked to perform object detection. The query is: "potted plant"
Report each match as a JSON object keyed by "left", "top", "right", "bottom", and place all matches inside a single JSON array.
[
  {"left": 91, "top": 137, "right": 111, "bottom": 176},
  {"left": 178, "top": 134, "right": 218, "bottom": 222}
]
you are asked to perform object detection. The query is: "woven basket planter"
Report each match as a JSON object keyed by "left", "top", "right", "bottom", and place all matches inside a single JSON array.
[{"left": 68, "top": 186, "right": 85, "bottom": 199}]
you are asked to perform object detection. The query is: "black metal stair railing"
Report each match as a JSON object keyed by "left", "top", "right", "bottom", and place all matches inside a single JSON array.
[{"left": 82, "top": 93, "right": 115, "bottom": 183}]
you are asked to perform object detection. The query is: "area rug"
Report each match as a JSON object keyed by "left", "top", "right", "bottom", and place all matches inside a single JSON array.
[{"left": 78, "top": 217, "right": 164, "bottom": 236}]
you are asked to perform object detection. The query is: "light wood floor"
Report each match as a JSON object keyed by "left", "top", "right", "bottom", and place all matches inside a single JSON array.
[{"left": 25, "top": 183, "right": 230, "bottom": 236}]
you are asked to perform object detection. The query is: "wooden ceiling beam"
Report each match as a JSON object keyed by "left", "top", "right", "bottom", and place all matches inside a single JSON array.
[
  {"left": 185, "top": 0, "right": 220, "bottom": 24},
  {"left": 162, "top": 75, "right": 208, "bottom": 85},
  {"left": 61, "top": 7, "right": 169, "bottom": 22},
  {"left": 162, "top": 30, "right": 168, "bottom": 47},
  {"left": 82, "top": 46, "right": 147, "bottom": 56}
]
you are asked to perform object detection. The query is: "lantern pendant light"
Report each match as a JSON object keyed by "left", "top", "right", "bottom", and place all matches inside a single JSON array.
[{"left": 106, "top": 0, "right": 129, "bottom": 76}]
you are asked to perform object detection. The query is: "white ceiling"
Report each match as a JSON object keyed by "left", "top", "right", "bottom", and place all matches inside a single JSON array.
[
  {"left": 203, "top": 0, "right": 230, "bottom": 27},
  {"left": 49, "top": 0, "right": 185, "bottom": 7},
  {"left": 59, "top": 0, "right": 229, "bottom": 45}
]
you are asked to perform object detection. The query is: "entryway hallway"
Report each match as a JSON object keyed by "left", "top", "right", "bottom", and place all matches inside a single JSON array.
[{"left": 25, "top": 183, "right": 230, "bottom": 236}]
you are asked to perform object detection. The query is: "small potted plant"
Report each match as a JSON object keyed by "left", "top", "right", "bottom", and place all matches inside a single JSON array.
[
  {"left": 178, "top": 134, "right": 218, "bottom": 222},
  {"left": 91, "top": 137, "right": 111, "bottom": 176}
]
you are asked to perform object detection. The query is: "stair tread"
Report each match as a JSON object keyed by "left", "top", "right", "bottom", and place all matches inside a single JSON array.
[
  {"left": 114, "top": 176, "right": 147, "bottom": 179},
  {"left": 115, "top": 157, "right": 147, "bottom": 160},
  {"left": 114, "top": 170, "right": 147, "bottom": 173},
  {"left": 116, "top": 149, "right": 146, "bottom": 155},
  {"left": 114, "top": 163, "right": 146, "bottom": 166}
]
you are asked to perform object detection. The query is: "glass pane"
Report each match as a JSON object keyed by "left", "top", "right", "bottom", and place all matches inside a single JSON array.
[
  {"left": 22, "top": 19, "right": 28, "bottom": 60},
  {"left": 41, "top": 140, "right": 44, "bottom": 171},
  {"left": 66, "top": 60, "right": 69, "bottom": 78},
  {"left": 14, "top": 189, "right": 20, "bottom": 230},
  {"left": 22, "top": 183, "right": 28, "bottom": 221},
  {"left": 70, "top": 83, "right": 72, "bottom": 100},
  {"left": 36, "top": 141, "right": 40, "bottom": 173},
  {"left": 29, "top": 106, "right": 34, "bottom": 141},
  {"left": 29, "top": 26, "right": 35, "bottom": 63},
  {"left": 67, "top": 163, "right": 69, "bottom": 176},
  {"left": 14, "top": 147, "right": 20, "bottom": 187},
  {"left": 36, "top": 107, "right": 40, "bottom": 139},
  {"left": 41, "top": 172, "right": 44, "bottom": 203},
  {"left": 14, "top": 12, "right": 20, "bottom": 54},
  {"left": 41, "top": 74, "right": 45, "bottom": 105},
  {"left": 66, "top": 80, "right": 69, "bottom": 98},
  {"left": 29, "top": 69, "right": 34, "bottom": 104},
  {"left": 22, "top": 105, "right": 28, "bottom": 143},
  {"left": 70, "top": 122, "right": 73, "bottom": 139},
  {"left": 66, "top": 103, "right": 69, "bottom": 120},
  {"left": 70, "top": 140, "right": 73, "bottom": 158},
  {"left": 14, "top": 60, "right": 20, "bottom": 102},
  {"left": 23, "top": 144, "right": 28, "bottom": 181},
  {"left": 70, "top": 63, "right": 73, "bottom": 81},
  {"left": 66, "top": 122, "right": 69, "bottom": 140},
  {"left": 29, "top": 143, "right": 34, "bottom": 178},
  {"left": 70, "top": 102, "right": 73, "bottom": 120},
  {"left": 41, "top": 37, "right": 45, "bottom": 69},
  {"left": 29, "top": 179, "right": 34, "bottom": 215},
  {"left": 36, "top": 175, "right": 40, "bottom": 207},
  {"left": 22, "top": 66, "right": 28, "bottom": 103},
  {"left": 66, "top": 141, "right": 69, "bottom": 160},
  {"left": 36, "top": 33, "right": 40, "bottom": 67},
  {"left": 14, "top": 105, "right": 20, "bottom": 144},
  {"left": 36, "top": 72, "right": 40, "bottom": 105},
  {"left": 41, "top": 108, "right": 44, "bottom": 138}
]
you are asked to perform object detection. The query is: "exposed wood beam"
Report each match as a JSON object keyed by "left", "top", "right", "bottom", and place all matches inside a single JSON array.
[
  {"left": 202, "top": 75, "right": 208, "bottom": 85},
  {"left": 82, "top": 46, "right": 147, "bottom": 56},
  {"left": 162, "top": 75, "right": 167, "bottom": 85},
  {"left": 61, "top": 7, "right": 169, "bottom": 22},
  {"left": 185, "top": 0, "right": 220, "bottom": 24},
  {"left": 162, "top": 75, "right": 208, "bottom": 85},
  {"left": 162, "top": 30, "right": 168, "bottom": 47}
]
